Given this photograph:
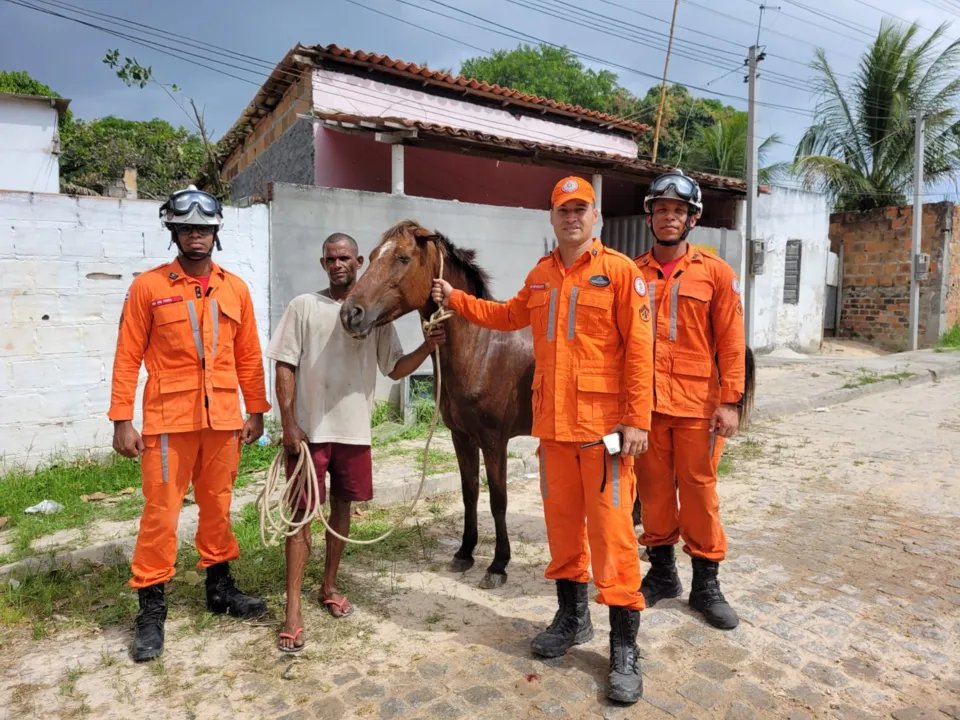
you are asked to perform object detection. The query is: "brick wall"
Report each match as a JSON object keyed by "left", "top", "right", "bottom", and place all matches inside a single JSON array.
[
  {"left": 947, "top": 211, "right": 960, "bottom": 330},
  {"left": 222, "top": 70, "right": 313, "bottom": 184},
  {"left": 228, "top": 118, "right": 315, "bottom": 202},
  {"left": 0, "top": 191, "right": 270, "bottom": 471},
  {"left": 830, "top": 202, "right": 955, "bottom": 350}
]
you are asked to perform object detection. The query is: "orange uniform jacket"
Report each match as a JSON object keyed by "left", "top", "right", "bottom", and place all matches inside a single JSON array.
[
  {"left": 449, "top": 239, "right": 654, "bottom": 442},
  {"left": 634, "top": 245, "right": 745, "bottom": 419},
  {"left": 108, "top": 258, "right": 271, "bottom": 434}
]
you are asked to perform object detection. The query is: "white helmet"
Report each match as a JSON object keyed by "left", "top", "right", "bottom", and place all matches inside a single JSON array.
[
  {"left": 643, "top": 170, "right": 703, "bottom": 216},
  {"left": 159, "top": 185, "right": 223, "bottom": 229}
]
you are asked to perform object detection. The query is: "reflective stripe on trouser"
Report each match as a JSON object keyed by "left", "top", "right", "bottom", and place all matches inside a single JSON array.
[
  {"left": 635, "top": 412, "right": 727, "bottom": 562},
  {"left": 537, "top": 440, "right": 645, "bottom": 610},
  {"left": 131, "top": 429, "right": 241, "bottom": 589}
]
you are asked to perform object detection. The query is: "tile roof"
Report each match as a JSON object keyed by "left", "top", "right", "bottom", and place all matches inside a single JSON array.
[
  {"left": 315, "top": 112, "right": 749, "bottom": 194},
  {"left": 306, "top": 44, "right": 649, "bottom": 135},
  {"left": 214, "top": 42, "right": 649, "bottom": 170}
]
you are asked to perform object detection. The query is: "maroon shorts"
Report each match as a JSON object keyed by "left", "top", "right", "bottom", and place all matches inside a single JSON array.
[{"left": 284, "top": 442, "right": 373, "bottom": 510}]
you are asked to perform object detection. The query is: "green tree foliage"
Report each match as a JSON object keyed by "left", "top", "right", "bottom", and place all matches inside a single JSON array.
[
  {"left": 458, "top": 44, "right": 746, "bottom": 176},
  {"left": 60, "top": 117, "right": 206, "bottom": 200},
  {"left": 793, "top": 19, "right": 960, "bottom": 211},
  {"left": 460, "top": 44, "right": 623, "bottom": 114},
  {"left": 686, "top": 111, "right": 788, "bottom": 184}
]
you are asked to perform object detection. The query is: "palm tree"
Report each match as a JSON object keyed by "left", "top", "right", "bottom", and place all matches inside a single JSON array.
[
  {"left": 793, "top": 19, "right": 960, "bottom": 212},
  {"left": 684, "top": 111, "right": 789, "bottom": 184}
]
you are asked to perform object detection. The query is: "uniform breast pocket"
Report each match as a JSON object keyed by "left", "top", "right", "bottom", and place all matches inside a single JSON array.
[
  {"left": 573, "top": 288, "right": 614, "bottom": 340},
  {"left": 212, "top": 298, "right": 242, "bottom": 358},
  {"left": 152, "top": 303, "right": 191, "bottom": 351},
  {"left": 526, "top": 291, "right": 552, "bottom": 337},
  {"left": 676, "top": 281, "right": 713, "bottom": 332}
]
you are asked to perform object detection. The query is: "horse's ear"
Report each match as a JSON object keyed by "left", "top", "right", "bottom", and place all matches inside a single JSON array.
[{"left": 411, "top": 227, "right": 439, "bottom": 244}]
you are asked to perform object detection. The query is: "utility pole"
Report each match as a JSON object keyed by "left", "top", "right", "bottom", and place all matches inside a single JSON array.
[
  {"left": 651, "top": 0, "right": 680, "bottom": 164},
  {"left": 909, "top": 111, "right": 925, "bottom": 351},
  {"left": 743, "top": 45, "right": 763, "bottom": 349}
]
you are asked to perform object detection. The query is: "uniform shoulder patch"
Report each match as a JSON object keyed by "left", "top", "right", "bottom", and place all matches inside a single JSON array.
[
  {"left": 634, "top": 277, "right": 647, "bottom": 297},
  {"left": 639, "top": 304, "right": 650, "bottom": 322},
  {"left": 732, "top": 277, "right": 741, "bottom": 295}
]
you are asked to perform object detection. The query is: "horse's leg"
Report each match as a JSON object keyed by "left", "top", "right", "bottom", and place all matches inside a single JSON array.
[
  {"left": 478, "top": 443, "right": 510, "bottom": 589},
  {"left": 449, "top": 430, "right": 480, "bottom": 573}
]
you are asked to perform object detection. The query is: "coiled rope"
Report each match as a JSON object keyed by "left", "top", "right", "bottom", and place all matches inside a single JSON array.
[{"left": 256, "top": 251, "right": 454, "bottom": 547}]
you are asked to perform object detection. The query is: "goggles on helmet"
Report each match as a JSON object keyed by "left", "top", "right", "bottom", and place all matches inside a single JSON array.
[
  {"left": 647, "top": 173, "right": 699, "bottom": 202},
  {"left": 163, "top": 188, "right": 221, "bottom": 218}
]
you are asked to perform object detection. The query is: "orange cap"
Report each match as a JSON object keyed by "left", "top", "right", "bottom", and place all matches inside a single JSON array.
[{"left": 551, "top": 176, "right": 596, "bottom": 208}]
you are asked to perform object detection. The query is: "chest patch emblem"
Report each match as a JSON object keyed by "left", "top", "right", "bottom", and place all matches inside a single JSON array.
[
  {"left": 528, "top": 283, "right": 547, "bottom": 290},
  {"left": 589, "top": 274, "right": 611, "bottom": 287},
  {"left": 151, "top": 295, "right": 183, "bottom": 308}
]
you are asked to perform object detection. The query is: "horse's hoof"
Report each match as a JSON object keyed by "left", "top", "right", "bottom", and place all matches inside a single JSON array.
[
  {"left": 448, "top": 557, "right": 474, "bottom": 573},
  {"left": 479, "top": 572, "right": 507, "bottom": 590}
]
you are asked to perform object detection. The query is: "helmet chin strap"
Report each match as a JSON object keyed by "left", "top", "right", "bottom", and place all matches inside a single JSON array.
[
  {"left": 169, "top": 231, "right": 222, "bottom": 261},
  {"left": 652, "top": 215, "right": 694, "bottom": 247}
]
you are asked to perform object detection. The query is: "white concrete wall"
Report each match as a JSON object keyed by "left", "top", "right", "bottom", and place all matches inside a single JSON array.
[
  {"left": 312, "top": 69, "right": 638, "bottom": 158},
  {"left": 0, "top": 191, "right": 270, "bottom": 471},
  {"left": 0, "top": 98, "right": 60, "bottom": 194},
  {"left": 752, "top": 186, "right": 830, "bottom": 353}
]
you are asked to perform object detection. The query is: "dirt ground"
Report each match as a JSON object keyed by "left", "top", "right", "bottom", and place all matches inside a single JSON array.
[{"left": 1, "top": 378, "right": 959, "bottom": 719}]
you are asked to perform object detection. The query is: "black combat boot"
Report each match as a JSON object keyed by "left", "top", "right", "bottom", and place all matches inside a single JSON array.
[
  {"left": 607, "top": 606, "right": 643, "bottom": 703},
  {"left": 689, "top": 557, "right": 739, "bottom": 630},
  {"left": 205, "top": 562, "right": 268, "bottom": 619},
  {"left": 640, "top": 544, "right": 683, "bottom": 607},
  {"left": 133, "top": 584, "right": 167, "bottom": 662},
  {"left": 530, "top": 579, "right": 594, "bottom": 658}
]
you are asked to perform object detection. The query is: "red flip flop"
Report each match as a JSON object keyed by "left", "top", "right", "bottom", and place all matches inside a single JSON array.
[
  {"left": 278, "top": 627, "right": 305, "bottom": 653},
  {"left": 322, "top": 596, "right": 353, "bottom": 618}
]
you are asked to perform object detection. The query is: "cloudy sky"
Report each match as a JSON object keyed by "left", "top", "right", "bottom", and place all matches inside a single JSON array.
[{"left": 3, "top": 0, "right": 959, "bottom": 197}]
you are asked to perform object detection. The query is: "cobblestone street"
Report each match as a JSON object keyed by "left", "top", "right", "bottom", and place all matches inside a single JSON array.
[{"left": 2, "top": 377, "right": 960, "bottom": 719}]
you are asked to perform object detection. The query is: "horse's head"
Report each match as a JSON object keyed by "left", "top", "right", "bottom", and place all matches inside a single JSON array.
[{"left": 340, "top": 219, "right": 442, "bottom": 338}]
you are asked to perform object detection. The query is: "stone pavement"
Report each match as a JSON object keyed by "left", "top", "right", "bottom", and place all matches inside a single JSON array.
[{"left": 3, "top": 376, "right": 959, "bottom": 719}]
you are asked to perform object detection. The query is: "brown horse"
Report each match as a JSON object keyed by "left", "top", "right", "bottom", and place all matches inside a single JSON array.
[
  {"left": 340, "top": 220, "right": 535, "bottom": 589},
  {"left": 339, "top": 219, "right": 758, "bottom": 586}
]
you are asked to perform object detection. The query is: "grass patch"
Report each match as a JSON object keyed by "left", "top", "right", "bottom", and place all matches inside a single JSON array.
[
  {"left": 935, "top": 323, "right": 960, "bottom": 352},
  {"left": 0, "top": 499, "right": 435, "bottom": 638},
  {"left": 379, "top": 447, "right": 458, "bottom": 475},
  {"left": 718, "top": 437, "right": 763, "bottom": 476},
  {"left": 0, "top": 443, "right": 280, "bottom": 561},
  {"left": 372, "top": 378, "right": 443, "bottom": 449},
  {"left": 841, "top": 368, "right": 915, "bottom": 389}
]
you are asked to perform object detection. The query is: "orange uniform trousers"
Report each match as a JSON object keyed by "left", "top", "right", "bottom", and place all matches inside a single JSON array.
[
  {"left": 130, "top": 429, "right": 242, "bottom": 589},
  {"left": 539, "top": 440, "right": 645, "bottom": 611},
  {"left": 636, "top": 413, "right": 727, "bottom": 562}
]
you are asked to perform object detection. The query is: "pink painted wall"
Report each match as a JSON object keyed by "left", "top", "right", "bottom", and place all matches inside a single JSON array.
[{"left": 314, "top": 128, "right": 643, "bottom": 216}]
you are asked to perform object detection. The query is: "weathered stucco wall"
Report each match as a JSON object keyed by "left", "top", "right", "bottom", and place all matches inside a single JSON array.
[{"left": 752, "top": 187, "right": 831, "bottom": 353}]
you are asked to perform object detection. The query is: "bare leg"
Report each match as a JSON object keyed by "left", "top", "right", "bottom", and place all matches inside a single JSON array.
[
  {"left": 320, "top": 494, "right": 353, "bottom": 617},
  {"left": 280, "top": 510, "right": 311, "bottom": 650}
]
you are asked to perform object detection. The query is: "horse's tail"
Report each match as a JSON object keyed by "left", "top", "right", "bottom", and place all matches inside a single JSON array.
[{"left": 739, "top": 345, "right": 756, "bottom": 428}]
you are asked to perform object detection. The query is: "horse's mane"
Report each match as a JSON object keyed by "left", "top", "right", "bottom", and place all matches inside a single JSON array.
[{"left": 382, "top": 219, "right": 494, "bottom": 300}]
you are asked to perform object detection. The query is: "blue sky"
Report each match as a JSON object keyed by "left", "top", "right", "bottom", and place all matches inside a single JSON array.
[{"left": 2, "top": 0, "right": 959, "bottom": 200}]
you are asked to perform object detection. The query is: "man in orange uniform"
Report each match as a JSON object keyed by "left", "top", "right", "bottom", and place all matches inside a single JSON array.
[
  {"left": 432, "top": 176, "right": 654, "bottom": 704},
  {"left": 633, "top": 170, "right": 745, "bottom": 630},
  {"left": 109, "top": 186, "right": 272, "bottom": 662}
]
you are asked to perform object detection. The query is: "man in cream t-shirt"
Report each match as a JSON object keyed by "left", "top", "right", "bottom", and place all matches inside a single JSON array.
[{"left": 266, "top": 232, "right": 445, "bottom": 652}]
